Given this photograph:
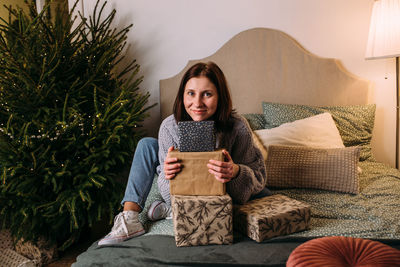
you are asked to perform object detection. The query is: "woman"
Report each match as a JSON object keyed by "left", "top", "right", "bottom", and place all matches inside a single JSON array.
[{"left": 98, "top": 62, "right": 267, "bottom": 246}]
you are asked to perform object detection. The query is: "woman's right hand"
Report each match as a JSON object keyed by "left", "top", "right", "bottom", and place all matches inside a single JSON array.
[{"left": 164, "top": 146, "right": 181, "bottom": 180}]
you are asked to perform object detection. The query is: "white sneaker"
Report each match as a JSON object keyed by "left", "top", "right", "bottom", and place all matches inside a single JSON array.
[
  {"left": 98, "top": 210, "right": 145, "bottom": 246},
  {"left": 147, "top": 201, "right": 172, "bottom": 221}
]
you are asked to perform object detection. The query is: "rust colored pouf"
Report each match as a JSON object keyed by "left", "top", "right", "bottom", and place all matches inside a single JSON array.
[{"left": 287, "top": 236, "right": 400, "bottom": 267}]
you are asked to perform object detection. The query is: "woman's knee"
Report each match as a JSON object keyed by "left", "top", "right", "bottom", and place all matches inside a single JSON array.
[
  {"left": 137, "top": 137, "right": 158, "bottom": 154},
  {"left": 138, "top": 137, "right": 157, "bottom": 147}
]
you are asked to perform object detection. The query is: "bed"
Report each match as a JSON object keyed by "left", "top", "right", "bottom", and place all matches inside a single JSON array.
[{"left": 73, "top": 28, "right": 400, "bottom": 266}]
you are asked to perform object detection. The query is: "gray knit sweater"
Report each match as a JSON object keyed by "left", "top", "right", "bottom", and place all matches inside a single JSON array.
[{"left": 156, "top": 114, "right": 266, "bottom": 206}]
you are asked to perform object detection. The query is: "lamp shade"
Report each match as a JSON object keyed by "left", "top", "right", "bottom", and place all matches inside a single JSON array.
[{"left": 365, "top": 0, "right": 400, "bottom": 60}]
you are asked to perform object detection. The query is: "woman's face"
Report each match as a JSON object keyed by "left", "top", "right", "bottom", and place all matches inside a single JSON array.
[{"left": 183, "top": 76, "right": 219, "bottom": 121}]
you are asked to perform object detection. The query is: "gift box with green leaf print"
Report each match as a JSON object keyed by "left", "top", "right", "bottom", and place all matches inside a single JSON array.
[
  {"left": 171, "top": 194, "right": 233, "bottom": 247},
  {"left": 233, "top": 194, "right": 311, "bottom": 242}
]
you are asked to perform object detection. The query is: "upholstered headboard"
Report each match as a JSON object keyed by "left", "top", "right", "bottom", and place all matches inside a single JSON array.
[{"left": 159, "top": 28, "right": 372, "bottom": 120}]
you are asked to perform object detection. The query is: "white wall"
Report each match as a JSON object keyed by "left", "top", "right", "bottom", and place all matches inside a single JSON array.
[{"left": 72, "top": 0, "right": 397, "bottom": 167}]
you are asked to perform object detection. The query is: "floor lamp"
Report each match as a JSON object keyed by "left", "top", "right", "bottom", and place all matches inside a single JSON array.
[{"left": 365, "top": 0, "right": 400, "bottom": 168}]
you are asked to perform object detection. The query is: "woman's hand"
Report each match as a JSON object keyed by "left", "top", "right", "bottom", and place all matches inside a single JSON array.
[
  {"left": 164, "top": 146, "right": 181, "bottom": 180},
  {"left": 207, "top": 150, "right": 239, "bottom": 183}
]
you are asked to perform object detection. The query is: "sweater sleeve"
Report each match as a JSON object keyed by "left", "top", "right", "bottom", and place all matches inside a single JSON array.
[
  {"left": 225, "top": 118, "right": 267, "bottom": 204},
  {"left": 157, "top": 116, "right": 179, "bottom": 206}
]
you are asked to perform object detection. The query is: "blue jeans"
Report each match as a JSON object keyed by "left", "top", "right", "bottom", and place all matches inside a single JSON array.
[{"left": 121, "top": 137, "right": 159, "bottom": 210}]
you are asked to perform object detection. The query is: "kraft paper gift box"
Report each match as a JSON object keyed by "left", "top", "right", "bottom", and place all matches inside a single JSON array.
[
  {"left": 233, "top": 194, "right": 310, "bottom": 242},
  {"left": 171, "top": 194, "right": 233, "bottom": 247},
  {"left": 169, "top": 149, "right": 225, "bottom": 196}
]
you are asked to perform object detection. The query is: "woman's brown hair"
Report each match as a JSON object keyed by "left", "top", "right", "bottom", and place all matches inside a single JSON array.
[{"left": 173, "top": 61, "right": 234, "bottom": 132}]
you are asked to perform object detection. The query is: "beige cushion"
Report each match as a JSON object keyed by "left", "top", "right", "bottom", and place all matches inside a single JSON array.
[
  {"left": 254, "top": 112, "right": 345, "bottom": 149},
  {"left": 265, "top": 145, "right": 361, "bottom": 194},
  {"left": 240, "top": 115, "right": 268, "bottom": 161},
  {"left": 252, "top": 131, "right": 268, "bottom": 160}
]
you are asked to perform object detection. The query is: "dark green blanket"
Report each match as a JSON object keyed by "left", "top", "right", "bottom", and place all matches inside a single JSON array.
[{"left": 74, "top": 234, "right": 307, "bottom": 267}]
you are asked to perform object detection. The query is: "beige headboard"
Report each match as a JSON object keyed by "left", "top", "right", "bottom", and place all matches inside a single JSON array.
[{"left": 160, "top": 27, "right": 372, "bottom": 120}]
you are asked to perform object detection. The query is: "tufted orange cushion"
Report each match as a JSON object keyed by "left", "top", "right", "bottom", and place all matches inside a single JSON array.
[{"left": 287, "top": 236, "right": 400, "bottom": 267}]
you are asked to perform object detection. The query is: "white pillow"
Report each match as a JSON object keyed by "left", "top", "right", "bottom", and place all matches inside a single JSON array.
[{"left": 254, "top": 112, "right": 345, "bottom": 149}]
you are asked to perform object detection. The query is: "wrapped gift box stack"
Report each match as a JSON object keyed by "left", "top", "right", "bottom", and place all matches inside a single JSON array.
[{"left": 170, "top": 121, "right": 233, "bottom": 247}]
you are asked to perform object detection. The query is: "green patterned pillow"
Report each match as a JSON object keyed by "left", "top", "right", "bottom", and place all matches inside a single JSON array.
[
  {"left": 242, "top": 113, "right": 266, "bottom": 130},
  {"left": 262, "top": 102, "right": 376, "bottom": 161}
]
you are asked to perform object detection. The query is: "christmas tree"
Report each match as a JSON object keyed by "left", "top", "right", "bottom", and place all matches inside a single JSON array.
[{"left": 0, "top": 0, "right": 154, "bottom": 250}]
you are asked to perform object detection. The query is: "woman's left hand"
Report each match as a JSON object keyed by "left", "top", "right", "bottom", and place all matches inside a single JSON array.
[{"left": 207, "top": 150, "right": 239, "bottom": 183}]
